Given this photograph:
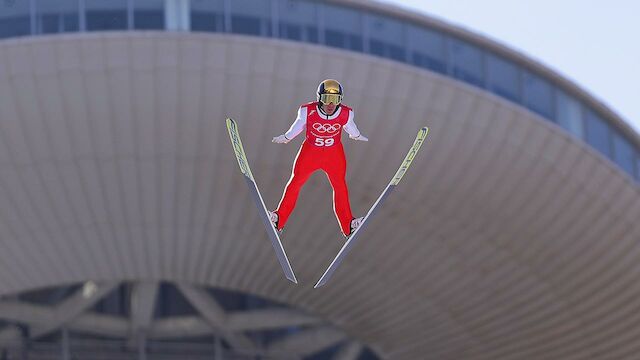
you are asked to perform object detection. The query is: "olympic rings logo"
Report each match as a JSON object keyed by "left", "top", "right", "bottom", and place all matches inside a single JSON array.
[{"left": 312, "top": 123, "right": 341, "bottom": 134}]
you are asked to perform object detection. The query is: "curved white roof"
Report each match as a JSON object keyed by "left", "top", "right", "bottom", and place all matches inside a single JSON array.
[
  {"left": 0, "top": 32, "right": 638, "bottom": 359},
  {"left": 333, "top": 0, "right": 640, "bottom": 147}
]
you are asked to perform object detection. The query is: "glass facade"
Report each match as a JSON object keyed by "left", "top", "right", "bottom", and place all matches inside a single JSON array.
[
  {"left": 230, "top": 0, "right": 272, "bottom": 36},
  {"left": 134, "top": 0, "right": 165, "bottom": 30},
  {"left": 13, "top": 282, "right": 381, "bottom": 359},
  {"left": 487, "top": 53, "right": 520, "bottom": 102},
  {"left": 0, "top": 0, "right": 638, "bottom": 182},
  {"left": 366, "top": 13, "right": 405, "bottom": 61},
  {"left": 323, "top": 3, "right": 363, "bottom": 52},
  {"left": 586, "top": 110, "right": 612, "bottom": 157},
  {"left": 191, "top": 0, "right": 224, "bottom": 32},
  {"left": 85, "top": 0, "right": 128, "bottom": 31},
  {"left": 523, "top": 71, "right": 554, "bottom": 120},
  {"left": 556, "top": 90, "right": 584, "bottom": 139},
  {"left": 0, "top": 0, "right": 31, "bottom": 39},
  {"left": 35, "top": 0, "right": 80, "bottom": 34},
  {"left": 612, "top": 133, "right": 635, "bottom": 176},
  {"left": 450, "top": 37, "right": 485, "bottom": 88},
  {"left": 407, "top": 24, "right": 447, "bottom": 74},
  {"left": 278, "top": 0, "right": 318, "bottom": 43}
]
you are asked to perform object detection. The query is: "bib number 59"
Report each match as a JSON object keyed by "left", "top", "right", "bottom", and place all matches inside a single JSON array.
[{"left": 315, "top": 138, "right": 335, "bottom": 147}]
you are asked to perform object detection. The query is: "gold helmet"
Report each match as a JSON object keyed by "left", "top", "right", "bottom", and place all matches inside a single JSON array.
[{"left": 317, "top": 79, "right": 343, "bottom": 106}]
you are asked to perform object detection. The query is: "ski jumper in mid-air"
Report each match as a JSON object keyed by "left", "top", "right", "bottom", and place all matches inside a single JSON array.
[{"left": 269, "top": 79, "right": 369, "bottom": 237}]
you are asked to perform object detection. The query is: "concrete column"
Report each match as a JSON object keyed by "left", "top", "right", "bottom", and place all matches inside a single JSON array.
[
  {"left": 215, "top": 336, "right": 223, "bottom": 360},
  {"left": 137, "top": 332, "right": 147, "bottom": 360},
  {"left": 61, "top": 328, "right": 70, "bottom": 360}
]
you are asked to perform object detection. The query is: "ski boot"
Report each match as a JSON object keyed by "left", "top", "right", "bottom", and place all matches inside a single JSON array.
[
  {"left": 267, "top": 210, "right": 282, "bottom": 233},
  {"left": 345, "top": 216, "right": 365, "bottom": 238}
]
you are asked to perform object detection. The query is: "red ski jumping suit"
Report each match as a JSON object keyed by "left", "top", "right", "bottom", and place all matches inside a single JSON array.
[{"left": 275, "top": 102, "right": 363, "bottom": 235}]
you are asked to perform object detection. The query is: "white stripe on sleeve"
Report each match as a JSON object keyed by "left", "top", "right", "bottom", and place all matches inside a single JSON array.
[
  {"left": 343, "top": 109, "right": 361, "bottom": 138},
  {"left": 284, "top": 106, "right": 307, "bottom": 140}
]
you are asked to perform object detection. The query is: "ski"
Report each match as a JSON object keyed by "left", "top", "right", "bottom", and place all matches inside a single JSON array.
[
  {"left": 226, "top": 118, "right": 298, "bottom": 283},
  {"left": 314, "top": 127, "right": 429, "bottom": 288}
]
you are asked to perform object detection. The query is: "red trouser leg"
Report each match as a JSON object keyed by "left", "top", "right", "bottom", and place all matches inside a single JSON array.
[
  {"left": 322, "top": 145, "right": 354, "bottom": 236},
  {"left": 275, "top": 144, "right": 318, "bottom": 230}
]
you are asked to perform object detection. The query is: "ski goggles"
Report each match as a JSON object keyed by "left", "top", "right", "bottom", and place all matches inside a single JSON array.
[{"left": 319, "top": 93, "right": 342, "bottom": 105}]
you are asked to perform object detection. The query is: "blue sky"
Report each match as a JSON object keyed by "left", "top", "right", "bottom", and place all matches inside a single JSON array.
[{"left": 380, "top": 0, "right": 640, "bottom": 133}]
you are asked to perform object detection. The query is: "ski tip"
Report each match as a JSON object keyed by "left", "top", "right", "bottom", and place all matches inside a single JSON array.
[{"left": 287, "top": 275, "right": 298, "bottom": 284}]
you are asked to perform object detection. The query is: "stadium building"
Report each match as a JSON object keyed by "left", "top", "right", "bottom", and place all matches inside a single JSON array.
[{"left": 0, "top": 0, "right": 639, "bottom": 359}]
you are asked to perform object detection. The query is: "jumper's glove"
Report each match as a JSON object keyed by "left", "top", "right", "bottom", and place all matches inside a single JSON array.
[
  {"left": 272, "top": 134, "right": 290, "bottom": 144},
  {"left": 350, "top": 134, "right": 369, "bottom": 142}
]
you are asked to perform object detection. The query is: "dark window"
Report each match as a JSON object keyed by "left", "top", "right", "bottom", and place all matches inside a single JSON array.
[
  {"left": 39, "top": 13, "right": 79, "bottom": 33},
  {"left": 134, "top": 0, "right": 164, "bottom": 30},
  {"left": 35, "top": 0, "right": 79, "bottom": 34},
  {"left": 280, "top": 23, "right": 301, "bottom": 40},
  {"left": 585, "top": 110, "right": 612, "bottom": 157},
  {"left": 232, "top": 15, "right": 261, "bottom": 35},
  {"left": 325, "top": 30, "right": 362, "bottom": 51},
  {"left": 555, "top": 90, "right": 584, "bottom": 139},
  {"left": 278, "top": 23, "right": 318, "bottom": 42},
  {"left": 612, "top": 133, "right": 635, "bottom": 177},
  {"left": 367, "top": 14, "right": 406, "bottom": 61},
  {"left": 325, "top": 30, "right": 345, "bottom": 48},
  {"left": 134, "top": 10, "right": 163, "bottom": 30},
  {"left": 450, "top": 38, "right": 485, "bottom": 88},
  {"left": 347, "top": 34, "right": 362, "bottom": 51},
  {"left": 277, "top": 0, "right": 318, "bottom": 43},
  {"left": 359, "top": 348, "right": 381, "bottom": 360},
  {"left": 369, "top": 39, "right": 384, "bottom": 56},
  {"left": 156, "top": 284, "right": 197, "bottom": 317},
  {"left": 190, "top": 0, "right": 224, "bottom": 32},
  {"left": 85, "top": 0, "right": 128, "bottom": 31},
  {"left": 387, "top": 44, "right": 405, "bottom": 61},
  {"left": 307, "top": 26, "right": 318, "bottom": 43},
  {"left": 305, "top": 343, "right": 344, "bottom": 360},
  {"left": 230, "top": 0, "right": 271, "bottom": 36},
  {"left": 322, "top": 4, "right": 363, "bottom": 52},
  {"left": 523, "top": 71, "right": 554, "bottom": 120},
  {"left": 0, "top": 0, "right": 31, "bottom": 38},
  {"left": 487, "top": 53, "right": 520, "bottom": 102},
  {"left": 407, "top": 25, "right": 446, "bottom": 74},
  {"left": 191, "top": 13, "right": 222, "bottom": 32},
  {"left": 92, "top": 284, "right": 130, "bottom": 317}
]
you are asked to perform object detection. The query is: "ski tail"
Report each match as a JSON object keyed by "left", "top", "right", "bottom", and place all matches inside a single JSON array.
[
  {"left": 226, "top": 118, "right": 298, "bottom": 283},
  {"left": 314, "top": 126, "right": 429, "bottom": 288}
]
